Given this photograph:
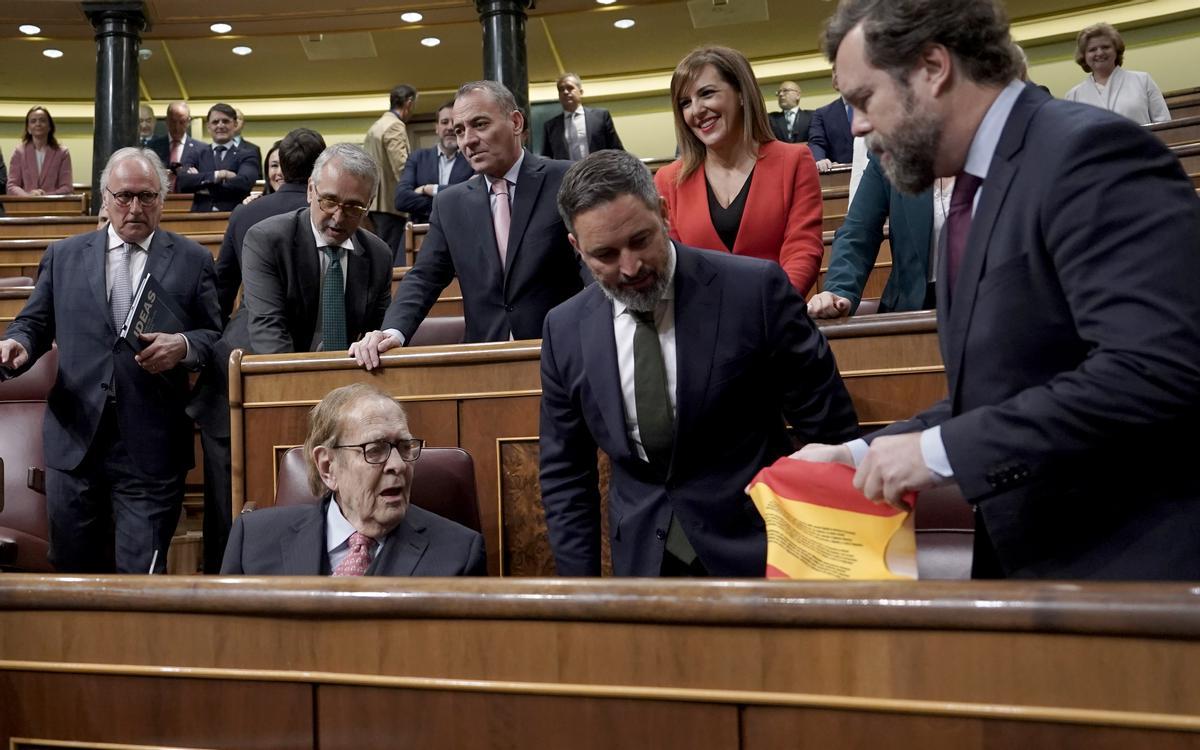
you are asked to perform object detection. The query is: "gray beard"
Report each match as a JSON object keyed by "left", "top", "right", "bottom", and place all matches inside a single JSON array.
[{"left": 596, "top": 243, "right": 676, "bottom": 312}]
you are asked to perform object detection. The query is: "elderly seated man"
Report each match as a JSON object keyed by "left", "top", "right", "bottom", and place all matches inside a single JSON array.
[{"left": 221, "top": 383, "right": 486, "bottom": 575}]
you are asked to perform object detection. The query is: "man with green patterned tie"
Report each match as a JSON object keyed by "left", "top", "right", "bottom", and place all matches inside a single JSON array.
[{"left": 241, "top": 143, "right": 393, "bottom": 355}]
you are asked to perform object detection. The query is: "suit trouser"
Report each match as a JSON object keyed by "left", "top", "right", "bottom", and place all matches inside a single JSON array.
[
  {"left": 369, "top": 211, "right": 407, "bottom": 264},
  {"left": 199, "top": 429, "right": 233, "bottom": 573},
  {"left": 45, "top": 402, "right": 184, "bottom": 574}
]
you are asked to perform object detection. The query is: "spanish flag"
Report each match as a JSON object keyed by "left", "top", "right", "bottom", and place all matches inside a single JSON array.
[{"left": 747, "top": 458, "right": 917, "bottom": 580}]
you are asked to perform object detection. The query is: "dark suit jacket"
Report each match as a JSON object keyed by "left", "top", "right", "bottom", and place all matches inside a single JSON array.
[
  {"left": 175, "top": 141, "right": 261, "bottom": 211},
  {"left": 146, "top": 134, "right": 202, "bottom": 171},
  {"left": 540, "top": 107, "right": 624, "bottom": 160},
  {"left": 871, "top": 84, "right": 1200, "bottom": 579},
  {"left": 215, "top": 183, "right": 309, "bottom": 321},
  {"left": 394, "top": 146, "right": 474, "bottom": 224},
  {"left": 807, "top": 97, "right": 854, "bottom": 164},
  {"left": 240, "top": 207, "right": 393, "bottom": 354},
  {"left": 824, "top": 151, "right": 933, "bottom": 313},
  {"left": 384, "top": 151, "right": 586, "bottom": 343},
  {"left": 539, "top": 244, "right": 860, "bottom": 576},
  {"left": 220, "top": 497, "right": 486, "bottom": 576},
  {"left": 5, "top": 229, "right": 221, "bottom": 475},
  {"left": 769, "top": 109, "right": 813, "bottom": 144}
]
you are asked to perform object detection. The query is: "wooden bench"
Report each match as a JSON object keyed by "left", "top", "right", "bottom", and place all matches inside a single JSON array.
[
  {"left": 0, "top": 286, "right": 33, "bottom": 337},
  {"left": 1148, "top": 115, "right": 1200, "bottom": 146},
  {"left": 0, "top": 212, "right": 231, "bottom": 241},
  {"left": 0, "top": 195, "right": 88, "bottom": 216},
  {"left": 0, "top": 234, "right": 224, "bottom": 285},
  {"left": 391, "top": 267, "right": 463, "bottom": 317}
]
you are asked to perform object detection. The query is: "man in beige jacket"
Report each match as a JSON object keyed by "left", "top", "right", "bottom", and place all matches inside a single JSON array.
[{"left": 364, "top": 84, "right": 417, "bottom": 262}]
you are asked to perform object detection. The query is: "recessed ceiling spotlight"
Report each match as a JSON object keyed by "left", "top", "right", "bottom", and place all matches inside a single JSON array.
[
  {"left": 19, "top": 24, "right": 41, "bottom": 35},
  {"left": 420, "top": 37, "right": 441, "bottom": 47},
  {"left": 613, "top": 18, "right": 635, "bottom": 29},
  {"left": 232, "top": 46, "right": 253, "bottom": 56},
  {"left": 596, "top": 0, "right": 616, "bottom": 4},
  {"left": 401, "top": 12, "right": 423, "bottom": 23},
  {"left": 43, "top": 48, "right": 64, "bottom": 58},
  {"left": 210, "top": 22, "right": 232, "bottom": 34}
]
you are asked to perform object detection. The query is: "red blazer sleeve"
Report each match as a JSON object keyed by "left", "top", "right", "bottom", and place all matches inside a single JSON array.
[{"left": 753, "top": 141, "right": 823, "bottom": 295}]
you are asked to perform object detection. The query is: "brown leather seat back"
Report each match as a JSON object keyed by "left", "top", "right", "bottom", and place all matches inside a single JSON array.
[
  {"left": 274, "top": 445, "right": 481, "bottom": 533},
  {"left": 407, "top": 316, "right": 465, "bottom": 347},
  {"left": 0, "top": 345, "right": 56, "bottom": 571},
  {"left": 914, "top": 484, "right": 974, "bottom": 580}
]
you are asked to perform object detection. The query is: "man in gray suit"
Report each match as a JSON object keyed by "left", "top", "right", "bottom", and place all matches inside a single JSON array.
[
  {"left": 241, "top": 143, "right": 393, "bottom": 355},
  {"left": 352, "top": 80, "right": 586, "bottom": 368},
  {"left": 0, "top": 148, "right": 221, "bottom": 573},
  {"left": 221, "top": 383, "right": 486, "bottom": 575},
  {"left": 540, "top": 73, "right": 624, "bottom": 161}
]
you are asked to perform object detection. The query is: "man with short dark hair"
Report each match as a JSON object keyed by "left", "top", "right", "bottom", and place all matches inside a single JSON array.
[
  {"left": 769, "top": 80, "right": 812, "bottom": 144},
  {"left": 540, "top": 73, "right": 624, "bottom": 161},
  {"left": 351, "top": 80, "right": 586, "bottom": 367},
  {"left": 220, "top": 383, "right": 486, "bottom": 576},
  {"left": 394, "top": 100, "right": 474, "bottom": 225},
  {"left": 0, "top": 148, "right": 221, "bottom": 573},
  {"left": 798, "top": 0, "right": 1200, "bottom": 579},
  {"left": 176, "top": 102, "right": 262, "bottom": 211},
  {"left": 539, "top": 150, "right": 858, "bottom": 577},
  {"left": 808, "top": 67, "right": 855, "bottom": 171},
  {"left": 364, "top": 84, "right": 418, "bottom": 260}
]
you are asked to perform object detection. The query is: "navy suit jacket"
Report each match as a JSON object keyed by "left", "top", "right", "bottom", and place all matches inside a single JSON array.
[
  {"left": 540, "top": 108, "right": 624, "bottom": 160},
  {"left": 220, "top": 497, "right": 486, "bottom": 576},
  {"left": 824, "top": 151, "right": 933, "bottom": 313},
  {"left": 215, "top": 183, "right": 309, "bottom": 321},
  {"left": 175, "top": 141, "right": 261, "bottom": 211},
  {"left": 147, "top": 134, "right": 203, "bottom": 172},
  {"left": 539, "top": 244, "right": 859, "bottom": 576},
  {"left": 385, "top": 151, "right": 586, "bottom": 343},
  {"left": 871, "top": 85, "right": 1200, "bottom": 579},
  {"left": 4, "top": 229, "right": 221, "bottom": 475},
  {"left": 241, "top": 207, "right": 393, "bottom": 354},
  {"left": 807, "top": 97, "right": 854, "bottom": 163},
  {"left": 393, "top": 146, "right": 474, "bottom": 224},
  {"left": 769, "top": 109, "right": 813, "bottom": 144}
]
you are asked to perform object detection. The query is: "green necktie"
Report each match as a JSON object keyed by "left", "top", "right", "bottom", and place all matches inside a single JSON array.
[
  {"left": 631, "top": 309, "right": 698, "bottom": 567},
  {"left": 321, "top": 248, "right": 347, "bottom": 351}
]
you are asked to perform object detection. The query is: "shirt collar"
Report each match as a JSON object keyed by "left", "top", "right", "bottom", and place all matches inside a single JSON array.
[
  {"left": 962, "top": 79, "right": 1025, "bottom": 181},
  {"left": 326, "top": 495, "right": 373, "bottom": 554},
  {"left": 490, "top": 150, "right": 524, "bottom": 188},
  {"left": 211, "top": 141, "right": 232, "bottom": 152},
  {"left": 107, "top": 225, "right": 153, "bottom": 253},
  {"left": 309, "top": 216, "right": 357, "bottom": 253},
  {"left": 611, "top": 241, "right": 678, "bottom": 318}
]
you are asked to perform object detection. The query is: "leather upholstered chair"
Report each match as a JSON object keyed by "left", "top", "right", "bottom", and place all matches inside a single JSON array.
[
  {"left": 272, "top": 445, "right": 482, "bottom": 533},
  {"left": 0, "top": 345, "right": 56, "bottom": 572},
  {"left": 407, "top": 315, "right": 465, "bottom": 347},
  {"left": 913, "top": 484, "right": 975, "bottom": 580}
]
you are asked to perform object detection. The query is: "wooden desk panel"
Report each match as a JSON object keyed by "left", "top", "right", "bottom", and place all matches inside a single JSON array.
[
  {"left": 0, "top": 287, "right": 33, "bottom": 336},
  {"left": 0, "top": 195, "right": 87, "bottom": 216},
  {"left": 391, "top": 268, "right": 462, "bottom": 317},
  {"left": 0, "top": 213, "right": 230, "bottom": 240}
]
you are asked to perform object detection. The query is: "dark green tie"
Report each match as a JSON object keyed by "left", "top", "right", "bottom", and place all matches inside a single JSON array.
[
  {"left": 321, "top": 248, "right": 347, "bottom": 351},
  {"left": 631, "top": 309, "right": 698, "bottom": 567}
]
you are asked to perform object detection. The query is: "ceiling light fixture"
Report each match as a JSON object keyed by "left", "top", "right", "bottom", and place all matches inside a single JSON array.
[
  {"left": 43, "top": 48, "right": 63, "bottom": 58},
  {"left": 210, "top": 22, "right": 232, "bottom": 34},
  {"left": 596, "top": 0, "right": 617, "bottom": 4},
  {"left": 19, "top": 24, "right": 41, "bottom": 35},
  {"left": 613, "top": 18, "right": 635, "bottom": 28},
  {"left": 420, "top": 37, "right": 441, "bottom": 47},
  {"left": 232, "top": 46, "right": 253, "bottom": 56},
  {"left": 401, "top": 12, "right": 423, "bottom": 23}
]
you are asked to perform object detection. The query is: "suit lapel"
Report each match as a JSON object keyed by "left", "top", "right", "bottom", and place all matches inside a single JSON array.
[
  {"left": 505, "top": 151, "right": 542, "bottom": 283},
  {"left": 346, "top": 230, "right": 372, "bottom": 339},
  {"left": 670, "top": 246, "right": 720, "bottom": 466},
  {"left": 464, "top": 174, "right": 505, "bottom": 282},
  {"left": 87, "top": 230, "right": 113, "bottom": 335},
  {"left": 677, "top": 166, "right": 725, "bottom": 251},
  {"left": 369, "top": 516, "right": 429, "bottom": 576},
  {"left": 732, "top": 148, "right": 778, "bottom": 255},
  {"left": 282, "top": 501, "right": 327, "bottom": 574},
  {"left": 580, "top": 291, "right": 631, "bottom": 458},
  {"left": 295, "top": 211, "right": 322, "bottom": 335},
  {"left": 144, "top": 230, "right": 177, "bottom": 287}
]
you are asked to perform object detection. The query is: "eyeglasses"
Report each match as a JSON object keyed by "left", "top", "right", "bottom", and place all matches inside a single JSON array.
[
  {"left": 333, "top": 438, "right": 424, "bottom": 464},
  {"left": 316, "top": 196, "right": 369, "bottom": 219},
  {"left": 106, "top": 188, "right": 161, "bottom": 207}
]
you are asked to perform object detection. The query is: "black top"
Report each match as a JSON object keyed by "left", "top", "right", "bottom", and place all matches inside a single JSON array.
[{"left": 706, "top": 169, "right": 754, "bottom": 252}]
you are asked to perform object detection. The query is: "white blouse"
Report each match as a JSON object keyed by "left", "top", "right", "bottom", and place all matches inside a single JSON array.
[{"left": 1064, "top": 67, "right": 1171, "bottom": 125}]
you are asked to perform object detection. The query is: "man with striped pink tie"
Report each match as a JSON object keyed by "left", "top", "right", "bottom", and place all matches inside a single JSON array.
[{"left": 220, "top": 383, "right": 486, "bottom": 576}]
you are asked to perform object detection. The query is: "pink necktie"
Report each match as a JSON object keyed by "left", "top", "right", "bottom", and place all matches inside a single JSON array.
[
  {"left": 332, "top": 531, "right": 375, "bottom": 576},
  {"left": 491, "top": 177, "right": 511, "bottom": 268}
]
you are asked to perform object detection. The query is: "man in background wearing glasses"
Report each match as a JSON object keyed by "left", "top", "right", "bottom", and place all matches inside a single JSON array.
[
  {"left": 240, "top": 143, "right": 393, "bottom": 355},
  {"left": 221, "top": 383, "right": 485, "bottom": 575},
  {"left": 0, "top": 147, "right": 221, "bottom": 573},
  {"left": 768, "top": 80, "right": 812, "bottom": 144}
]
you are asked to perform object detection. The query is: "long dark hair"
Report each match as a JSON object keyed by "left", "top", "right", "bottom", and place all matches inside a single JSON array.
[
  {"left": 22, "top": 106, "right": 59, "bottom": 149},
  {"left": 263, "top": 141, "right": 281, "bottom": 195}
]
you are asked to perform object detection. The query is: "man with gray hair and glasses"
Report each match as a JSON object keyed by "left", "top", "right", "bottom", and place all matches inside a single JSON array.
[
  {"left": 539, "top": 149, "right": 858, "bottom": 577},
  {"left": 240, "top": 142, "right": 393, "bottom": 354},
  {"left": 0, "top": 147, "right": 221, "bottom": 573}
]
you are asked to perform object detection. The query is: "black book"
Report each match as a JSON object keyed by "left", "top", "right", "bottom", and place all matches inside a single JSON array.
[{"left": 118, "top": 273, "right": 188, "bottom": 351}]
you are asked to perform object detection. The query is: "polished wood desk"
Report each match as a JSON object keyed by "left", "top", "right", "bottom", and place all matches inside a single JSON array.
[
  {"left": 0, "top": 195, "right": 88, "bottom": 216},
  {"left": 1, "top": 577, "right": 1198, "bottom": 749},
  {"left": 0, "top": 235, "right": 222, "bottom": 283},
  {"left": 229, "top": 313, "right": 944, "bottom": 575},
  {"left": 0, "top": 212, "right": 230, "bottom": 240}
]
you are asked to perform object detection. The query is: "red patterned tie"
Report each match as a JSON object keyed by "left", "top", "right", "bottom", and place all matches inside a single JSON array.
[
  {"left": 332, "top": 531, "right": 375, "bottom": 576},
  {"left": 945, "top": 172, "right": 983, "bottom": 299}
]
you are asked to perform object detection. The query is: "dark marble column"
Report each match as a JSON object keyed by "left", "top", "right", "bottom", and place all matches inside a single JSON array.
[
  {"left": 475, "top": 0, "right": 533, "bottom": 125},
  {"left": 83, "top": 1, "right": 148, "bottom": 213}
]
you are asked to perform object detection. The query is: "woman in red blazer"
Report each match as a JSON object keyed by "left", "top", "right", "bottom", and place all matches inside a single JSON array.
[
  {"left": 7, "top": 106, "right": 73, "bottom": 196},
  {"left": 655, "top": 46, "right": 823, "bottom": 294}
]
